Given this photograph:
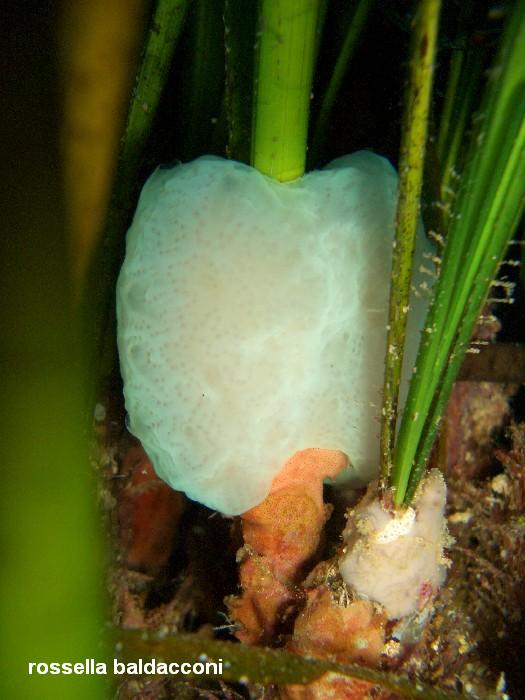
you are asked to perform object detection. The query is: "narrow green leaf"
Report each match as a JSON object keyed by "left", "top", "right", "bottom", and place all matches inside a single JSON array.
[
  {"left": 438, "top": 49, "right": 484, "bottom": 211},
  {"left": 85, "top": 0, "right": 189, "bottom": 390},
  {"left": 182, "top": 0, "right": 225, "bottom": 159},
  {"left": 309, "top": 0, "right": 375, "bottom": 166},
  {"left": 405, "top": 117, "right": 525, "bottom": 502},
  {"left": 252, "top": 0, "right": 322, "bottom": 181},
  {"left": 225, "top": 0, "right": 258, "bottom": 163},
  {"left": 393, "top": 0, "right": 525, "bottom": 504},
  {"left": 436, "top": 48, "right": 463, "bottom": 167},
  {"left": 1, "top": 9, "right": 108, "bottom": 696},
  {"left": 118, "top": 630, "right": 467, "bottom": 699},
  {"left": 119, "top": 0, "right": 190, "bottom": 186},
  {"left": 380, "top": 0, "right": 441, "bottom": 488}
]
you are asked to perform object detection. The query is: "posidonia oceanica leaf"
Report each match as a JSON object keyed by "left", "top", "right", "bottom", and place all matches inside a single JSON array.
[
  {"left": 118, "top": 629, "right": 469, "bottom": 700},
  {"left": 392, "top": 1, "right": 525, "bottom": 504}
]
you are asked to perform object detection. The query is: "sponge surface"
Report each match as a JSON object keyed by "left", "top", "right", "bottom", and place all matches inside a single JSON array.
[{"left": 117, "top": 153, "right": 429, "bottom": 514}]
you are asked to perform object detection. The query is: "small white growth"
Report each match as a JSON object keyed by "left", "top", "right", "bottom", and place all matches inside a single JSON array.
[
  {"left": 419, "top": 264, "right": 437, "bottom": 278},
  {"left": 491, "top": 473, "right": 510, "bottom": 496},
  {"left": 93, "top": 403, "right": 106, "bottom": 422},
  {"left": 339, "top": 470, "right": 449, "bottom": 619},
  {"left": 428, "top": 230, "right": 444, "bottom": 246},
  {"left": 375, "top": 506, "right": 415, "bottom": 543}
]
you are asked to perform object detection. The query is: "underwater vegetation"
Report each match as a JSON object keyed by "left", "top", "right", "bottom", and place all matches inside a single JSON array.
[{"left": 2, "top": 1, "right": 524, "bottom": 699}]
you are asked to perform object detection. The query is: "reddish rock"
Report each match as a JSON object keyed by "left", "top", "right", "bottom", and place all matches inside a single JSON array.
[
  {"left": 446, "top": 382, "right": 515, "bottom": 480},
  {"left": 118, "top": 444, "right": 186, "bottom": 573}
]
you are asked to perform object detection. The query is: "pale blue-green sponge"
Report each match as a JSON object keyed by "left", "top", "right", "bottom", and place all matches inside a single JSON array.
[{"left": 117, "top": 152, "right": 431, "bottom": 515}]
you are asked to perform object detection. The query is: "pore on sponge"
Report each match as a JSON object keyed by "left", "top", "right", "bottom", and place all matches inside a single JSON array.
[{"left": 117, "top": 153, "right": 431, "bottom": 515}]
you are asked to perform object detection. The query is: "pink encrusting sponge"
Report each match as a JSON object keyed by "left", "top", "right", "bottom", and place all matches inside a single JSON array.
[{"left": 116, "top": 152, "right": 431, "bottom": 515}]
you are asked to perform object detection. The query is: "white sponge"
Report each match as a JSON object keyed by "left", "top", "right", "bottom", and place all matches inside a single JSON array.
[
  {"left": 116, "top": 153, "right": 430, "bottom": 514},
  {"left": 339, "top": 470, "right": 449, "bottom": 619}
]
